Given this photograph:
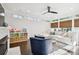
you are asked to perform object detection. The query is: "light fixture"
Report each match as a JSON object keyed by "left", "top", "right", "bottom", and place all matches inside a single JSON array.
[
  {"left": 0, "top": 13, "right": 5, "bottom": 16},
  {"left": 70, "top": 8, "right": 74, "bottom": 10},
  {"left": 18, "top": 16, "right": 23, "bottom": 19},
  {"left": 13, "top": 14, "right": 18, "bottom": 18},
  {"left": 13, "top": 14, "right": 23, "bottom": 19}
]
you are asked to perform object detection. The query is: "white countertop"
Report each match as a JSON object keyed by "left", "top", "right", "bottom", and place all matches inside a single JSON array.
[{"left": 0, "top": 27, "right": 8, "bottom": 40}]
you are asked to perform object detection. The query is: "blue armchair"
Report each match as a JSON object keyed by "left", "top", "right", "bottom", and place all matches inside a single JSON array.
[{"left": 30, "top": 36, "right": 53, "bottom": 55}]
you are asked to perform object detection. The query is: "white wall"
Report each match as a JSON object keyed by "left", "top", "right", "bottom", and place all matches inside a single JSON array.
[
  {"left": 5, "top": 11, "right": 50, "bottom": 37},
  {"left": 27, "top": 21, "right": 50, "bottom": 36}
]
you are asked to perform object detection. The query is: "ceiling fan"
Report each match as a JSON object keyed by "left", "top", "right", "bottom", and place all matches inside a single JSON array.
[{"left": 42, "top": 6, "right": 58, "bottom": 15}]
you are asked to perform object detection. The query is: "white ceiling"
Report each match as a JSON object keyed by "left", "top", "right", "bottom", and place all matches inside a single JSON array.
[{"left": 2, "top": 3, "right": 79, "bottom": 20}]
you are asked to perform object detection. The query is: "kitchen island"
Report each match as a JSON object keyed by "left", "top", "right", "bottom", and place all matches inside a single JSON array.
[{"left": 0, "top": 27, "right": 8, "bottom": 55}]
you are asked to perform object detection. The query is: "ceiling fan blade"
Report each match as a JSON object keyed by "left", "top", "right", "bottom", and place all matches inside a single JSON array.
[
  {"left": 42, "top": 12, "right": 48, "bottom": 15},
  {"left": 42, "top": 6, "right": 58, "bottom": 15},
  {"left": 50, "top": 11, "right": 58, "bottom": 14}
]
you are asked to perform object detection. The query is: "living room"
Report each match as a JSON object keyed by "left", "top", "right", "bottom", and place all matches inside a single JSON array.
[{"left": 0, "top": 3, "right": 79, "bottom": 55}]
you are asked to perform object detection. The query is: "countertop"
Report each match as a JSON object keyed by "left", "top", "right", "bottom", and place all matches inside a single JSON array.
[{"left": 0, "top": 27, "right": 8, "bottom": 40}]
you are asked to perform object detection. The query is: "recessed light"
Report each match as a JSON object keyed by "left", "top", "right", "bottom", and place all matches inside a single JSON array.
[
  {"left": 70, "top": 8, "right": 74, "bottom": 10},
  {"left": 13, "top": 14, "right": 23, "bottom": 19},
  {"left": 13, "top": 14, "right": 18, "bottom": 18},
  {"left": 18, "top": 16, "right": 23, "bottom": 19}
]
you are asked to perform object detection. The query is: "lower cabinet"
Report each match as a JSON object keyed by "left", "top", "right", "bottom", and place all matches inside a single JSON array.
[{"left": 0, "top": 36, "right": 8, "bottom": 55}]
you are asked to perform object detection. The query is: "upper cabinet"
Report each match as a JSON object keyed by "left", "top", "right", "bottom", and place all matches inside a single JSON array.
[
  {"left": 60, "top": 20, "right": 72, "bottom": 28},
  {"left": 74, "top": 19, "right": 79, "bottom": 27},
  {"left": 0, "top": 4, "right": 5, "bottom": 27},
  {"left": 51, "top": 20, "right": 72, "bottom": 28},
  {"left": 51, "top": 18, "right": 79, "bottom": 28},
  {"left": 51, "top": 22, "right": 58, "bottom": 28}
]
